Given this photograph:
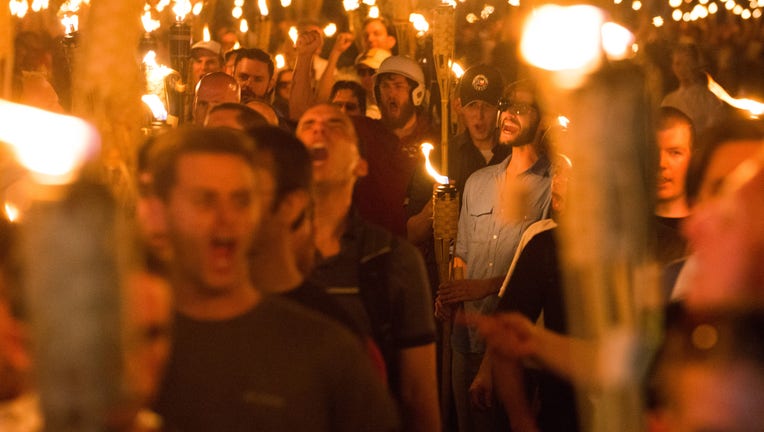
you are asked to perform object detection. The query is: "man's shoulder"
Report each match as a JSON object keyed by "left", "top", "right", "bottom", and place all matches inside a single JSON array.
[{"left": 465, "top": 156, "right": 508, "bottom": 185}]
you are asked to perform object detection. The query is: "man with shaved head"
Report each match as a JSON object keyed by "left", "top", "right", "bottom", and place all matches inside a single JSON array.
[{"left": 192, "top": 71, "right": 240, "bottom": 125}]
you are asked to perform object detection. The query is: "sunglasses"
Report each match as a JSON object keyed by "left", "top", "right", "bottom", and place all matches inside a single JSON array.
[{"left": 497, "top": 98, "right": 536, "bottom": 115}]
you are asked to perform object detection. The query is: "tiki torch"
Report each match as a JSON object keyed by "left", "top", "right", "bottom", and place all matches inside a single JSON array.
[
  {"left": 256, "top": 0, "right": 272, "bottom": 52},
  {"left": 169, "top": 0, "right": 192, "bottom": 124},
  {"left": 431, "top": 4, "right": 455, "bottom": 175},
  {"left": 343, "top": 0, "right": 362, "bottom": 50},
  {"left": 521, "top": 6, "right": 657, "bottom": 431},
  {"left": 1, "top": 100, "right": 128, "bottom": 431},
  {"left": 422, "top": 142, "right": 459, "bottom": 427}
]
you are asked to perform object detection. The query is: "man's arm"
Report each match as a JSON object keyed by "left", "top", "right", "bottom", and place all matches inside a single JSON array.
[
  {"left": 288, "top": 30, "right": 321, "bottom": 121},
  {"left": 315, "top": 32, "right": 353, "bottom": 103},
  {"left": 398, "top": 343, "right": 441, "bottom": 432}
]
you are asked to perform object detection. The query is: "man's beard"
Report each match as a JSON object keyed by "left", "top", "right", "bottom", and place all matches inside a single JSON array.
[
  {"left": 500, "top": 117, "right": 540, "bottom": 147},
  {"left": 381, "top": 99, "right": 416, "bottom": 130}
]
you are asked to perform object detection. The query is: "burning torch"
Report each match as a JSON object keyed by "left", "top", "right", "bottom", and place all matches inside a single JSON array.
[
  {"left": 431, "top": 4, "right": 455, "bottom": 174},
  {"left": 256, "top": 0, "right": 272, "bottom": 52},
  {"left": 421, "top": 141, "right": 458, "bottom": 427},
  {"left": 168, "top": 0, "right": 192, "bottom": 124}
]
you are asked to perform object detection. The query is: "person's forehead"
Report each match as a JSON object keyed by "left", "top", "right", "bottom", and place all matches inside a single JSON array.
[
  {"left": 300, "top": 105, "right": 351, "bottom": 126},
  {"left": 657, "top": 125, "right": 692, "bottom": 148},
  {"left": 334, "top": 89, "right": 358, "bottom": 101},
  {"left": 365, "top": 20, "right": 386, "bottom": 33},
  {"left": 238, "top": 58, "right": 268, "bottom": 72},
  {"left": 192, "top": 49, "right": 219, "bottom": 60},
  {"left": 508, "top": 89, "right": 535, "bottom": 104},
  {"left": 176, "top": 152, "right": 254, "bottom": 180}
]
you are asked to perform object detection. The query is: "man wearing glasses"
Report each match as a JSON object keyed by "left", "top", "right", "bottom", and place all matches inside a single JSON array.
[{"left": 436, "top": 80, "right": 552, "bottom": 432}]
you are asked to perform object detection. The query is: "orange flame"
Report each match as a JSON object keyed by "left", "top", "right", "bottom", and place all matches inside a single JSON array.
[{"left": 421, "top": 143, "right": 449, "bottom": 185}]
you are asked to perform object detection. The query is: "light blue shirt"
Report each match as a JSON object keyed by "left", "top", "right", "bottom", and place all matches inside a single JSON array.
[{"left": 452, "top": 154, "right": 551, "bottom": 353}]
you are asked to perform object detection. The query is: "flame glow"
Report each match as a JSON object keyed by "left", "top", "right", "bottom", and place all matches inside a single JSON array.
[
  {"left": 281, "top": 0, "right": 292, "bottom": 6},
  {"left": 324, "top": 23, "right": 337, "bottom": 37},
  {"left": 707, "top": 74, "right": 764, "bottom": 117},
  {"left": 601, "top": 22, "right": 635, "bottom": 60},
  {"left": 343, "top": 0, "right": 360, "bottom": 11},
  {"left": 240, "top": 19, "right": 249, "bottom": 33},
  {"left": 172, "top": 0, "right": 191, "bottom": 21},
  {"left": 557, "top": 115, "right": 570, "bottom": 128},
  {"left": 258, "top": 0, "right": 269, "bottom": 16},
  {"left": 232, "top": 6, "right": 242, "bottom": 18},
  {"left": 420, "top": 143, "right": 449, "bottom": 185},
  {"left": 410, "top": 13, "right": 429, "bottom": 34},
  {"left": 203, "top": 25, "right": 211, "bottom": 41},
  {"left": 10, "top": 0, "right": 29, "bottom": 18},
  {"left": 368, "top": 5, "right": 379, "bottom": 17},
  {"left": 288, "top": 26, "right": 299, "bottom": 46},
  {"left": 362, "top": 0, "right": 376, "bottom": 4},
  {"left": 521, "top": 5, "right": 603, "bottom": 72},
  {"left": 275, "top": 54, "right": 286, "bottom": 69},
  {"left": 192, "top": 1, "right": 202, "bottom": 15},
  {"left": 450, "top": 61, "right": 464, "bottom": 78},
  {"left": 142, "top": 95, "right": 168, "bottom": 121},
  {"left": 4, "top": 203, "right": 20, "bottom": 223},
  {"left": 142, "top": 9, "right": 160, "bottom": 33},
  {"left": 156, "top": 0, "right": 170, "bottom": 12},
  {"left": 61, "top": 14, "right": 79, "bottom": 34},
  {"left": 0, "top": 100, "right": 100, "bottom": 185}
]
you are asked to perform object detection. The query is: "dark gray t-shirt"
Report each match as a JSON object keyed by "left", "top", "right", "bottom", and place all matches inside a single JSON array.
[{"left": 155, "top": 296, "right": 398, "bottom": 432}]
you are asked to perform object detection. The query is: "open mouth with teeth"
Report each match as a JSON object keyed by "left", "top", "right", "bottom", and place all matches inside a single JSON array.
[
  {"left": 210, "top": 236, "right": 236, "bottom": 268},
  {"left": 311, "top": 145, "right": 328, "bottom": 163}
]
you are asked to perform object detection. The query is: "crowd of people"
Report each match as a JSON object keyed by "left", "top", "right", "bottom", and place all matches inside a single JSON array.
[{"left": 3, "top": 10, "right": 764, "bottom": 432}]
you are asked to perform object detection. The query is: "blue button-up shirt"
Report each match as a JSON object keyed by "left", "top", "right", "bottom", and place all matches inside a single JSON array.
[{"left": 453, "top": 154, "right": 551, "bottom": 353}]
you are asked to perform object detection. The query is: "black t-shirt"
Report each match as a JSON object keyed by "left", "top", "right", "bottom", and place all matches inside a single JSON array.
[{"left": 155, "top": 296, "right": 398, "bottom": 432}]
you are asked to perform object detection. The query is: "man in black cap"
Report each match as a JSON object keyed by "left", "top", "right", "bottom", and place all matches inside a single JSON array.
[{"left": 449, "top": 64, "right": 508, "bottom": 198}]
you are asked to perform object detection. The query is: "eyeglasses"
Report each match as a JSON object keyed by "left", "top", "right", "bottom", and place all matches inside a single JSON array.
[
  {"left": 333, "top": 101, "right": 360, "bottom": 112},
  {"left": 497, "top": 98, "right": 536, "bottom": 115}
]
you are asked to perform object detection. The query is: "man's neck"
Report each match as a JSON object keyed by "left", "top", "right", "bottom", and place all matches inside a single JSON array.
[
  {"left": 506, "top": 143, "right": 539, "bottom": 176},
  {"left": 655, "top": 198, "right": 690, "bottom": 219},
  {"left": 313, "top": 181, "right": 353, "bottom": 258},
  {"left": 250, "top": 237, "right": 304, "bottom": 294},
  {"left": 392, "top": 112, "right": 418, "bottom": 140},
  {"left": 173, "top": 277, "right": 260, "bottom": 320},
  {"left": 471, "top": 134, "right": 496, "bottom": 152}
]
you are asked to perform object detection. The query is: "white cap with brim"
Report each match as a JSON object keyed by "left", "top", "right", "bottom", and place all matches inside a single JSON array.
[{"left": 191, "top": 40, "right": 222, "bottom": 57}]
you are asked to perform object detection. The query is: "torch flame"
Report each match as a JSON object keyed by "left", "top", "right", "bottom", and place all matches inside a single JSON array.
[
  {"left": 258, "top": 0, "right": 269, "bottom": 16},
  {"left": 275, "top": 54, "right": 286, "bottom": 69},
  {"left": 141, "top": 9, "right": 160, "bottom": 33},
  {"left": 172, "top": 0, "right": 192, "bottom": 21},
  {"left": 240, "top": 19, "right": 249, "bottom": 33},
  {"left": 288, "top": 26, "right": 299, "bottom": 46},
  {"left": 281, "top": 0, "right": 292, "bottom": 6},
  {"left": 421, "top": 143, "right": 449, "bottom": 185},
  {"left": 707, "top": 74, "right": 764, "bottom": 117},
  {"left": 203, "top": 25, "right": 211, "bottom": 41},
  {"left": 343, "top": 0, "right": 360, "bottom": 11},
  {"left": 142, "top": 94, "right": 168, "bottom": 121},
  {"left": 4, "top": 203, "right": 20, "bottom": 223},
  {"left": 409, "top": 13, "right": 430, "bottom": 33},
  {"left": 368, "top": 5, "right": 379, "bottom": 18},
  {"left": 61, "top": 14, "right": 79, "bottom": 35},
  {"left": 450, "top": 61, "right": 464, "bottom": 78},
  {"left": 324, "top": 23, "right": 337, "bottom": 37},
  {"left": 192, "top": 1, "right": 202, "bottom": 15},
  {"left": 0, "top": 99, "right": 100, "bottom": 185}
]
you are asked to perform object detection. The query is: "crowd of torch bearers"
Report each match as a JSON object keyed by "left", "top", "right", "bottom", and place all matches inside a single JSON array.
[{"left": 3, "top": 0, "right": 764, "bottom": 430}]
